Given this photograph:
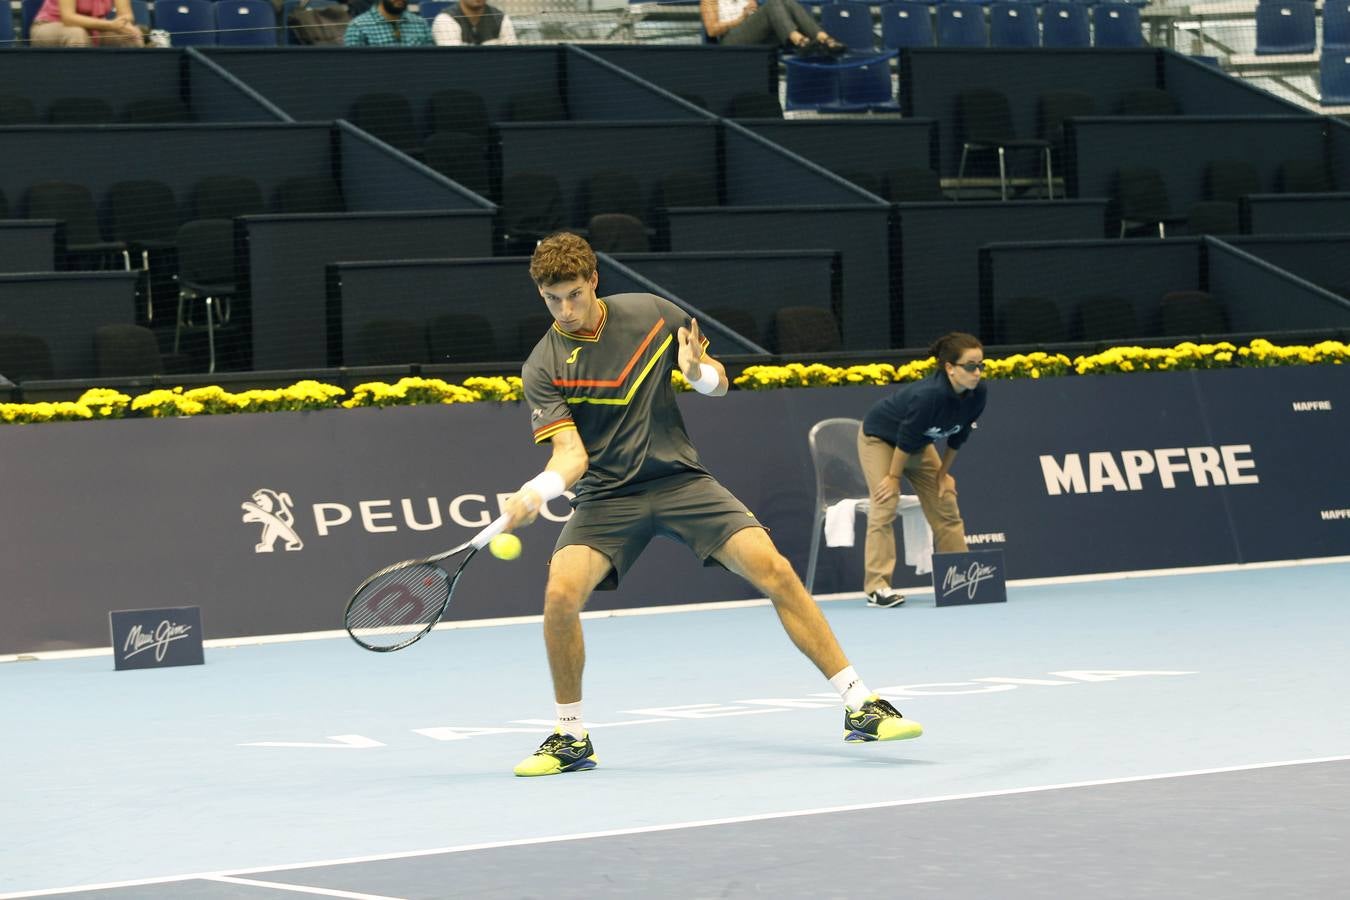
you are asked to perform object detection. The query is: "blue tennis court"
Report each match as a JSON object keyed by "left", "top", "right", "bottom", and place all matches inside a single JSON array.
[{"left": 3, "top": 560, "right": 1349, "bottom": 898}]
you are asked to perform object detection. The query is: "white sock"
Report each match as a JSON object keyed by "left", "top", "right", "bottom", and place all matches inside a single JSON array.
[
  {"left": 829, "top": 666, "right": 872, "bottom": 712},
  {"left": 555, "top": 701, "right": 585, "bottom": 737}
]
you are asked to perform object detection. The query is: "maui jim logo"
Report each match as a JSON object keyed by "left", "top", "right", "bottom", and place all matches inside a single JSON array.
[
  {"left": 123, "top": 620, "right": 194, "bottom": 663},
  {"left": 940, "top": 562, "right": 999, "bottom": 601}
]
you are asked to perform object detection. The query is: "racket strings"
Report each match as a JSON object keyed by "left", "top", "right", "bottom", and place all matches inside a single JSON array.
[{"left": 346, "top": 563, "right": 450, "bottom": 648}]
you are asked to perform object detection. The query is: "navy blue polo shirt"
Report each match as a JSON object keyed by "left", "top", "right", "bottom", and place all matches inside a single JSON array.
[{"left": 862, "top": 368, "right": 987, "bottom": 453}]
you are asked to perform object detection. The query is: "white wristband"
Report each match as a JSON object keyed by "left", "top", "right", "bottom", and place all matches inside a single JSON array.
[
  {"left": 521, "top": 470, "right": 566, "bottom": 510},
  {"left": 690, "top": 362, "right": 720, "bottom": 395}
]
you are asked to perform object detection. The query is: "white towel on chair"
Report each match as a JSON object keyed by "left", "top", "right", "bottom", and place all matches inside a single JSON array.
[{"left": 824, "top": 499, "right": 863, "bottom": 547}]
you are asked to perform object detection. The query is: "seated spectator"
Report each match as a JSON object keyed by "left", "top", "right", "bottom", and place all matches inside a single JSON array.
[
  {"left": 700, "top": 0, "right": 846, "bottom": 55},
  {"left": 29, "top": 0, "right": 145, "bottom": 46},
  {"left": 432, "top": 0, "right": 517, "bottom": 45},
  {"left": 344, "top": 0, "right": 433, "bottom": 45}
]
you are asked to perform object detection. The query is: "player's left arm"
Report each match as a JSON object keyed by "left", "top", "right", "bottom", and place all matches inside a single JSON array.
[{"left": 677, "top": 317, "right": 727, "bottom": 397}]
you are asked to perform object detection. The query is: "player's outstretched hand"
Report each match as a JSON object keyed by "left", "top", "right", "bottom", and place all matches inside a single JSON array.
[
  {"left": 502, "top": 488, "right": 542, "bottom": 531},
  {"left": 678, "top": 318, "right": 705, "bottom": 381}
]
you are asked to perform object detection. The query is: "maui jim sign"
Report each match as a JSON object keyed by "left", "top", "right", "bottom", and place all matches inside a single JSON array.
[
  {"left": 109, "top": 607, "right": 205, "bottom": 671},
  {"left": 933, "top": 550, "right": 1007, "bottom": 607}
]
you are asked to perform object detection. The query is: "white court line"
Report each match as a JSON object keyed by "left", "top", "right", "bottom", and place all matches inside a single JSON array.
[
  {"left": 4, "top": 753, "right": 1349, "bottom": 899},
  {"left": 5, "top": 554, "right": 1349, "bottom": 663},
  {"left": 204, "top": 875, "right": 406, "bottom": 899}
]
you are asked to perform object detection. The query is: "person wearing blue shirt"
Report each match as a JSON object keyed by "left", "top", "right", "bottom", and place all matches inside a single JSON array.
[
  {"left": 344, "top": 0, "right": 433, "bottom": 45},
  {"left": 858, "top": 332, "right": 988, "bottom": 608}
]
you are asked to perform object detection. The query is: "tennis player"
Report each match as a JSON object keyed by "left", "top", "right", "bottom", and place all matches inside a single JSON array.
[
  {"left": 500, "top": 232, "right": 922, "bottom": 776},
  {"left": 856, "top": 332, "right": 987, "bottom": 608}
]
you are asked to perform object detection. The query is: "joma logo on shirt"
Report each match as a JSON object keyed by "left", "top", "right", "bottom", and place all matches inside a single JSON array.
[{"left": 566, "top": 347, "right": 583, "bottom": 364}]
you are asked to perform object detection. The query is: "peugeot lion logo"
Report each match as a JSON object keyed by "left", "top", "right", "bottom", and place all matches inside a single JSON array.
[{"left": 242, "top": 489, "right": 304, "bottom": 553}]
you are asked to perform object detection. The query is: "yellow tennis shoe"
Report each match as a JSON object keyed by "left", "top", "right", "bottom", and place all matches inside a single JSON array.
[
  {"left": 513, "top": 729, "right": 598, "bottom": 777},
  {"left": 844, "top": 695, "right": 924, "bottom": 742}
]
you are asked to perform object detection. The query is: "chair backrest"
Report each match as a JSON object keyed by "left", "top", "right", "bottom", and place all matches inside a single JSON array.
[
  {"left": 1159, "top": 290, "right": 1227, "bottom": 336},
  {"left": 582, "top": 170, "right": 645, "bottom": 222},
  {"left": 422, "top": 130, "right": 490, "bottom": 197},
  {"left": 0, "top": 93, "right": 39, "bottom": 125},
  {"left": 588, "top": 213, "right": 650, "bottom": 253},
  {"left": 1114, "top": 167, "right": 1172, "bottom": 220},
  {"left": 838, "top": 51, "right": 897, "bottom": 109},
  {"left": 881, "top": 1, "right": 933, "bottom": 50},
  {"left": 350, "top": 92, "right": 421, "bottom": 156},
  {"left": 427, "top": 88, "right": 491, "bottom": 143},
  {"left": 773, "top": 306, "right": 841, "bottom": 354},
  {"left": 1093, "top": 3, "right": 1143, "bottom": 48},
  {"left": 819, "top": 1, "right": 876, "bottom": 52},
  {"left": 1325, "top": 0, "right": 1350, "bottom": 48},
  {"left": 157, "top": 0, "right": 218, "bottom": 45},
  {"left": 1322, "top": 49, "right": 1350, "bottom": 106},
  {"left": 176, "top": 218, "right": 238, "bottom": 285},
  {"left": 955, "top": 88, "right": 1016, "bottom": 144},
  {"left": 808, "top": 417, "right": 869, "bottom": 510},
  {"left": 420, "top": 0, "right": 452, "bottom": 20},
  {"left": 0, "top": 4, "right": 15, "bottom": 44},
  {"left": 1037, "top": 90, "right": 1096, "bottom": 148},
  {"left": 193, "top": 175, "right": 264, "bottom": 220},
  {"left": 1074, "top": 295, "right": 1138, "bottom": 342},
  {"left": 501, "top": 172, "right": 564, "bottom": 235},
  {"left": 703, "top": 306, "right": 760, "bottom": 346},
  {"left": 94, "top": 324, "right": 163, "bottom": 378},
  {"left": 25, "top": 181, "right": 103, "bottom": 244},
  {"left": 989, "top": 2, "right": 1039, "bottom": 48},
  {"left": 20, "top": 0, "right": 44, "bottom": 40},
  {"left": 1254, "top": 1, "right": 1315, "bottom": 56},
  {"left": 107, "top": 179, "right": 179, "bottom": 243},
  {"left": 1041, "top": 2, "right": 1090, "bottom": 48},
  {"left": 216, "top": 0, "right": 280, "bottom": 46},
  {"left": 426, "top": 313, "right": 498, "bottom": 364},
  {"left": 884, "top": 166, "right": 944, "bottom": 201},
  {"left": 936, "top": 3, "right": 987, "bottom": 47}
]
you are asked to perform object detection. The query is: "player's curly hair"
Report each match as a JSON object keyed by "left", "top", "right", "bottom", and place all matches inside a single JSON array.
[
  {"left": 530, "top": 232, "right": 597, "bottom": 287},
  {"left": 928, "top": 332, "right": 982, "bottom": 365}
]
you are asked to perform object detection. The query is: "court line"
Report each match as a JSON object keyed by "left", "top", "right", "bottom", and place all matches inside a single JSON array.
[
  {"left": 5, "top": 554, "right": 1348, "bottom": 663},
  {"left": 203, "top": 875, "right": 406, "bottom": 899},
  {"left": 4, "top": 753, "right": 1348, "bottom": 899}
]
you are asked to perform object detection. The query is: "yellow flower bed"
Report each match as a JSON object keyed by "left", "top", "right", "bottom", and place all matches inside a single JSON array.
[{"left": 1, "top": 341, "right": 1344, "bottom": 425}]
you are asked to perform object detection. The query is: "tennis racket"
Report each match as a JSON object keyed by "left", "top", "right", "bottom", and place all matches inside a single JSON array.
[{"left": 344, "top": 513, "right": 510, "bottom": 652}]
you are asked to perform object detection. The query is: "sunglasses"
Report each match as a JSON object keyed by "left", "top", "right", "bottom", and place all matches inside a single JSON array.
[{"left": 954, "top": 361, "right": 986, "bottom": 373}]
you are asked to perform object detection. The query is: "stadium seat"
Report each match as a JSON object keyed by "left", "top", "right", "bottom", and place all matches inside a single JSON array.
[
  {"left": 580, "top": 171, "right": 645, "bottom": 223},
  {"left": 174, "top": 218, "right": 240, "bottom": 373},
  {"left": 955, "top": 88, "right": 1053, "bottom": 201},
  {"left": 215, "top": 0, "right": 280, "bottom": 46},
  {"left": 192, "top": 175, "right": 265, "bottom": 220},
  {"left": 426, "top": 89, "right": 491, "bottom": 144},
  {"left": 1093, "top": 3, "right": 1143, "bottom": 48},
  {"left": 499, "top": 172, "right": 564, "bottom": 253},
  {"left": 1321, "top": 49, "right": 1350, "bottom": 105},
  {"left": 0, "top": 4, "right": 15, "bottom": 45},
  {"left": 419, "top": 0, "right": 452, "bottom": 20},
  {"left": 839, "top": 51, "right": 898, "bottom": 110},
  {"left": 0, "top": 332, "right": 53, "bottom": 382},
  {"left": 1158, "top": 290, "right": 1227, "bottom": 336},
  {"left": 1041, "top": 2, "right": 1090, "bottom": 49},
  {"left": 989, "top": 3, "right": 1039, "bottom": 48},
  {"left": 1276, "top": 158, "right": 1335, "bottom": 192},
  {"left": 703, "top": 307, "right": 760, "bottom": 346},
  {"left": 1074, "top": 295, "right": 1138, "bottom": 342},
  {"left": 1037, "top": 90, "right": 1096, "bottom": 170},
  {"left": 1113, "top": 167, "right": 1187, "bottom": 237},
  {"left": 0, "top": 94, "right": 38, "bottom": 124},
  {"left": 884, "top": 166, "right": 945, "bottom": 201},
  {"left": 819, "top": 1, "right": 876, "bottom": 53},
  {"left": 19, "top": 0, "right": 43, "bottom": 40},
  {"left": 936, "top": 3, "right": 987, "bottom": 47},
  {"left": 422, "top": 131, "right": 491, "bottom": 198},
  {"left": 588, "top": 213, "right": 650, "bottom": 253},
  {"left": 25, "top": 181, "right": 127, "bottom": 268},
  {"left": 1190, "top": 158, "right": 1261, "bottom": 233},
  {"left": 426, "top": 313, "right": 498, "bottom": 364},
  {"left": 46, "top": 97, "right": 114, "bottom": 124},
  {"left": 1325, "top": 1, "right": 1350, "bottom": 48},
  {"left": 350, "top": 319, "right": 426, "bottom": 366},
  {"left": 773, "top": 307, "right": 842, "bottom": 354},
  {"left": 349, "top": 92, "right": 422, "bottom": 158},
  {"left": 272, "top": 176, "right": 345, "bottom": 214},
  {"left": 157, "top": 0, "right": 218, "bottom": 46},
  {"left": 107, "top": 179, "right": 179, "bottom": 323},
  {"left": 880, "top": 1, "right": 934, "bottom": 50},
  {"left": 94, "top": 324, "right": 164, "bottom": 378},
  {"left": 998, "top": 296, "right": 1066, "bottom": 345},
  {"left": 1254, "top": 1, "right": 1315, "bottom": 55},
  {"left": 784, "top": 58, "right": 840, "bottom": 110}
]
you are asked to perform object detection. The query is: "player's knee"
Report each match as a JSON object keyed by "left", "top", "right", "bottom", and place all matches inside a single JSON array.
[
  {"left": 756, "top": 551, "right": 800, "bottom": 595},
  {"left": 543, "top": 582, "right": 586, "bottom": 615}
]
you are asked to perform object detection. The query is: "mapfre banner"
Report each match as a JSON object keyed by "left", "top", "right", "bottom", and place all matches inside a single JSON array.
[{"left": 1, "top": 366, "right": 1346, "bottom": 653}]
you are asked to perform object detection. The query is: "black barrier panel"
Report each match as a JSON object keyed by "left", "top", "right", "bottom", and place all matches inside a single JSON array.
[
  {"left": 723, "top": 123, "right": 884, "bottom": 207},
  {"left": 1332, "top": 120, "right": 1350, "bottom": 184},
  {"left": 1068, "top": 117, "right": 1329, "bottom": 208},
  {"left": 667, "top": 206, "right": 891, "bottom": 351},
  {"left": 896, "top": 200, "right": 1109, "bottom": 348},
  {"left": 0, "top": 125, "right": 335, "bottom": 219},
  {"left": 245, "top": 211, "right": 495, "bottom": 370},
  {"left": 979, "top": 238, "right": 1200, "bottom": 344},
  {"left": 1161, "top": 52, "right": 1310, "bottom": 116},
  {"left": 201, "top": 46, "right": 563, "bottom": 126},
  {"left": 1242, "top": 194, "right": 1350, "bottom": 235},
  {"left": 0, "top": 50, "right": 189, "bottom": 120},
  {"left": 0, "top": 222, "right": 61, "bottom": 275},
  {"left": 737, "top": 120, "right": 939, "bottom": 193},
  {"left": 11, "top": 366, "right": 1348, "bottom": 653},
  {"left": 1204, "top": 239, "right": 1350, "bottom": 332},
  {"left": 581, "top": 45, "right": 778, "bottom": 120},
  {"left": 1195, "top": 367, "right": 1350, "bottom": 562},
  {"left": 564, "top": 48, "right": 711, "bottom": 121},
  {"left": 901, "top": 49, "right": 1160, "bottom": 176},
  {"left": 337, "top": 122, "right": 492, "bottom": 211},
  {"left": 0, "top": 272, "right": 139, "bottom": 379},
  {"left": 1221, "top": 235, "right": 1350, "bottom": 298},
  {"left": 609, "top": 251, "right": 837, "bottom": 352},
  {"left": 184, "top": 52, "right": 291, "bottom": 123},
  {"left": 498, "top": 121, "right": 719, "bottom": 229}
]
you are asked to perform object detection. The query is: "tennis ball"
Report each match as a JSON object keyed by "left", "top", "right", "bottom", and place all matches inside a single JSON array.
[{"left": 489, "top": 533, "right": 522, "bottom": 561}]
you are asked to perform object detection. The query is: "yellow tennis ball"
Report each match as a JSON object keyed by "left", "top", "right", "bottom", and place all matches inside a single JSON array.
[{"left": 489, "top": 533, "right": 522, "bottom": 561}]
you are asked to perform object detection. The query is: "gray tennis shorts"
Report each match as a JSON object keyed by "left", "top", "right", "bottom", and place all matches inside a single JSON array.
[{"left": 554, "top": 472, "right": 765, "bottom": 590}]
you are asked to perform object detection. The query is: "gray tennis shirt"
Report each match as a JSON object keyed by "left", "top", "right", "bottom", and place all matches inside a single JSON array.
[{"left": 522, "top": 293, "right": 710, "bottom": 502}]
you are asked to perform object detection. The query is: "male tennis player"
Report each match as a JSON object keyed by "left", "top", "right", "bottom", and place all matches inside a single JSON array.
[{"left": 500, "top": 232, "right": 922, "bottom": 777}]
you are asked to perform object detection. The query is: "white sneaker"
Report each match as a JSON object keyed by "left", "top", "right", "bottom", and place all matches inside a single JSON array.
[{"left": 866, "top": 588, "right": 906, "bottom": 608}]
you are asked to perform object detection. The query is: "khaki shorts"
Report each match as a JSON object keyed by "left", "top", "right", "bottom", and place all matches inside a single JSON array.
[{"left": 555, "top": 472, "right": 765, "bottom": 590}]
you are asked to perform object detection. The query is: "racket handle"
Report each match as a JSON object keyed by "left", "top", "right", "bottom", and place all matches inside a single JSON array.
[{"left": 470, "top": 513, "right": 512, "bottom": 550}]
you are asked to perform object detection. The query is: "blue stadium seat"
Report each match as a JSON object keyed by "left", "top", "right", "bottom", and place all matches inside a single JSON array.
[
  {"left": 216, "top": 0, "right": 278, "bottom": 45},
  {"left": 880, "top": 1, "right": 934, "bottom": 50},
  {"left": 838, "top": 50, "right": 899, "bottom": 110},
  {"left": 936, "top": 2, "right": 987, "bottom": 47},
  {"left": 157, "top": 0, "right": 218, "bottom": 45},
  {"left": 1326, "top": 1, "right": 1350, "bottom": 48},
  {"left": 989, "top": 2, "right": 1039, "bottom": 47},
  {"left": 0, "top": 3, "right": 14, "bottom": 45},
  {"left": 1093, "top": 3, "right": 1143, "bottom": 48},
  {"left": 1254, "top": 1, "right": 1315, "bottom": 56},
  {"left": 1322, "top": 49, "right": 1350, "bottom": 105},
  {"left": 419, "top": 0, "right": 452, "bottom": 20},
  {"left": 1041, "top": 2, "right": 1090, "bottom": 48},
  {"left": 819, "top": 2, "right": 876, "bottom": 53},
  {"left": 784, "top": 58, "right": 840, "bottom": 111}
]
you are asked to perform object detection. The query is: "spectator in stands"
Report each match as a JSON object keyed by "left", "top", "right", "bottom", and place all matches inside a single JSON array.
[
  {"left": 29, "top": 0, "right": 146, "bottom": 46},
  {"left": 700, "top": 0, "right": 846, "bottom": 56},
  {"left": 855, "top": 332, "right": 987, "bottom": 609},
  {"left": 344, "top": 0, "right": 433, "bottom": 45},
  {"left": 432, "top": 0, "right": 517, "bottom": 45}
]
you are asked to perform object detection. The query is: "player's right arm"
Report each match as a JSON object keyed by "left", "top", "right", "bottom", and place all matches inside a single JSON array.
[{"left": 504, "top": 427, "right": 589, "bottom": 529}]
